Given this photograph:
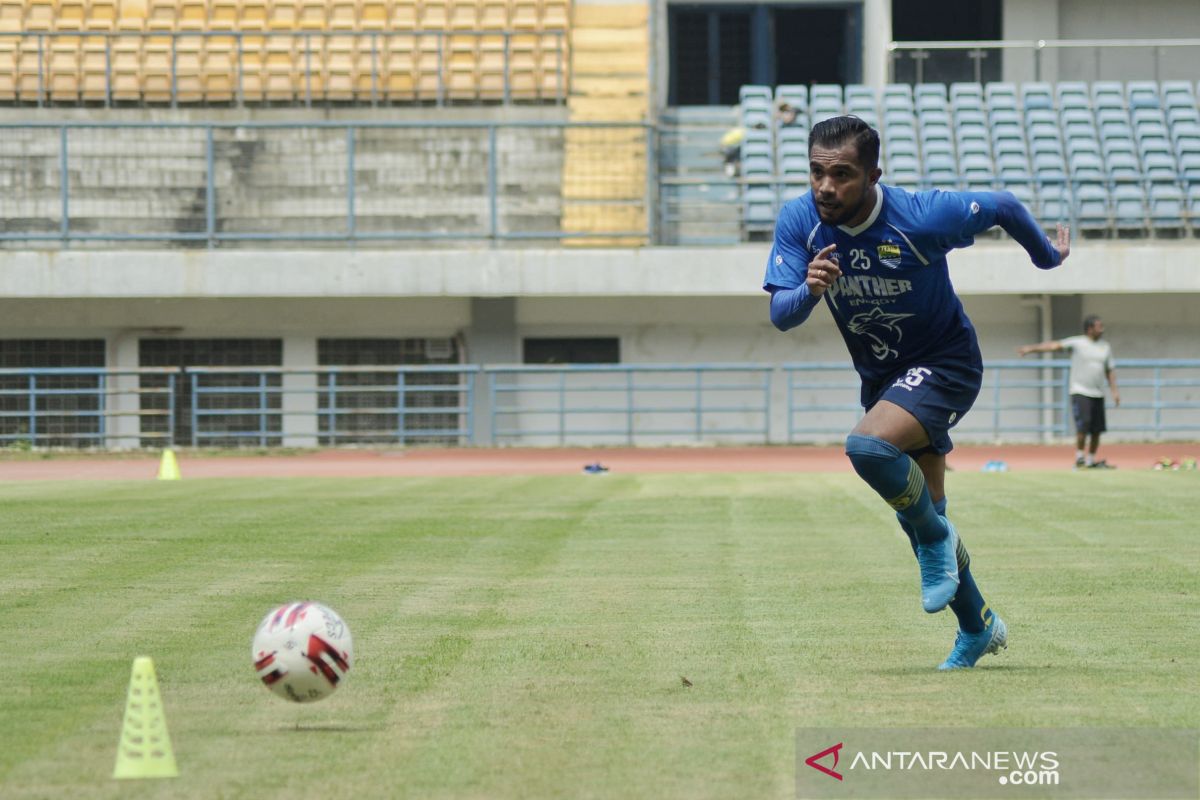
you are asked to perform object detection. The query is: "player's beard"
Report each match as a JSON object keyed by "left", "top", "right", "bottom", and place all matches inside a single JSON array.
[{"left": 814, "top": 180, "right": 871, "bottom": 226}]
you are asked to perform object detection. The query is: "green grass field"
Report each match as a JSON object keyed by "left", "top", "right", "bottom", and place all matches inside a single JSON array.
[{"left": 2, "top": 470, "right": 1197, "bottom": 799}]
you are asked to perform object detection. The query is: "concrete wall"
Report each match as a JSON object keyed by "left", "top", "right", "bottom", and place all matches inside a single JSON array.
[{"left": 1003, "top": 0, "right": 1200, "bottom": 83}]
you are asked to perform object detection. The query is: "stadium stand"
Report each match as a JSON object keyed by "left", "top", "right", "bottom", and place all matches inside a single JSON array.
[
  {"left": 0, "top": 0, "right": 571, "bottom": 104},
  {"left": 729, "top": 80, "right": 1200, "bottom": 239}
]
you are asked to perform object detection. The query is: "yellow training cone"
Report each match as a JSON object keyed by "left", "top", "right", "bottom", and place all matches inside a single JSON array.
[
  {"left": 157, "top": 449, "right": 181, "bottom": 481},
  {"left": 113, "top": 657, "right": 179, "bottom": 780}
]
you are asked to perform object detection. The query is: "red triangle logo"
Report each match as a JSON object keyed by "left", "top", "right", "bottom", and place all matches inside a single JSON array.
[{"left": 805, "top": 742, "right": 844, "bottom": 781}]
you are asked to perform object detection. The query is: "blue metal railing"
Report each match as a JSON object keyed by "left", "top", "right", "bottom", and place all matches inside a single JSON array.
[
  {"left": 784, "top": 359, "right": 1200, "bottom": 443},
  {"left": 0, "top": 120, "right": 654, "bottom": 246},
  {"left": 486, "top": 364, "right": 774, "bottom": 445},
  {"left": 0, "top": 30, "right": 569, "bottom": 109},
  {"left": 0, "top": 361, "right": 1195, "bottom": 449}
]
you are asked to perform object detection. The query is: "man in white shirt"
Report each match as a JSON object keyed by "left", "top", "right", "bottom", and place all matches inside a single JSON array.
[{"left": 1019, "top": 315, "right": 1120, "bottom": 468}]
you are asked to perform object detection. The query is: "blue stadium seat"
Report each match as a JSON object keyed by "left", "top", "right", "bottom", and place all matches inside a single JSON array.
[
  {"left": 1056, "top": 82, "right": 1090, "bottom": 111},
  {"left": 1126, "top": 81, "right": 1161, "bottom": 109},
  {"left": 984, "top": 82, "right": 1017, "bottom": 110},
  {"left": 1187, "top": 184, "right": 1200, "bottom": 226},
  {"left": 1075, "top": 183, "right": 1111, "bottom": 233},
  {"left": 949, "top": 82, "right": 983, "bottom": 109},
  {"left": 1113, "top": 184, "right": 1147, "bottom": 233},
  {"left": 1097, "top": 107, "right": 1131, "bottom": 128},
  {"left": 1092, "top": 81, "right": 1124, "bottom": 110},
  {"left": 954, "top": 107, "right": 987, "bottom": 128},
  {"left": 1142, "top": 151, "right": 1179, "bottom": 183},
  {"left": 739, "top": 85, "right": 773, "bottom": 106},
  {"left": 1032, "top": 152, "right": 1067, "bottom": 185},
  {"left": 1168, "top": 105, "right": 1200, "bottom": 129},
  {"left": 992, "top": 127, "right": 1027, "bottom": 156},
  {"left": 1069, "top": 151, "right": 1105, "bottom": 182},
  {"left": 1104, "top": 151, "right": 1141, "bottom": 184},
  {"left": 809, "top": 84, "right": 843, "bottom": 120},
  {"left": 844, "top": 84, "right": 876, "bottom": 113},
  {"left": 1149, "top": 183, "right": 1185, "bottom": 232},
  {"left": 1021, "top": 82, "right": 1054, "bottom": 110},
  {"left": 915, "top": 83, "right": 947, "bottom": 106},
  {"left": 1178, "top": 153, "right": 1200, "bottom": 187},
  {"left": 882, "top": 83, "right": 914, "bottom": 112},
  {"left": 996, "top": 152, "right": 1032, "bottom": 182},
  {"left": 988, "top": 107, "right": 1021, "bottom": 128},
  {"left": 743, "top": 185, "right": 777, "bottom": 226},
  {"left": 1161, "top": 80, "right": 1196, "bottom": 111},
  {"left": 1038, "top": 184, "right": 1073, "bottom": 227},
  {"left": 960, "top": 153, "right": 994, "bottom": 189},
  {"left": 956, "top": 134, "right": 990, "bottom": 159},
  {"left": 1100, "top": 119, "right": 1133, "bottom": 143},
  {"left": 775, "top": 84, "right": 808, "bottom": 113}
]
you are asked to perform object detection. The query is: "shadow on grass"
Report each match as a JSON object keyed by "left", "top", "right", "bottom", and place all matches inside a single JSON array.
[{"left": 279, "top": 723, "right": 388, "bottom": 733}]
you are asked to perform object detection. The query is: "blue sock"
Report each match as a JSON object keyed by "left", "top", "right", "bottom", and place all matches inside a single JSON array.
[
  {"left": 897, "top": 497, "right": 993, "bottom": 634},
  {"left": 844, "top": 434, "right": 947, "bottom": 545}
]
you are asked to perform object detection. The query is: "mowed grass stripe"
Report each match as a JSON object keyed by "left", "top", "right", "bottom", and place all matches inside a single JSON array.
[{"left": 0, "top": 472, "right": 1196, "bottom": 799}]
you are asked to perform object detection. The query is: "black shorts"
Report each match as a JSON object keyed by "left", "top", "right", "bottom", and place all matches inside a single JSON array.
[{"left": 1071, "top": 394, "right": 1107, "bottom": 435}]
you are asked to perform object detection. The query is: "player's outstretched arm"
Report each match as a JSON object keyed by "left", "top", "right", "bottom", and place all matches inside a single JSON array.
[
  {"left": 1017, "top": 340, "right": 1064, "bottom": 356},
  {"left": 986, "top": 191, "right": 1068, "bottom": 269}
]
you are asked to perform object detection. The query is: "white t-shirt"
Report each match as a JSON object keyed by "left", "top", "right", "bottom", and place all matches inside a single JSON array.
[{"left": 1060, "top": 335, "right": 1114, "bottom": 398}]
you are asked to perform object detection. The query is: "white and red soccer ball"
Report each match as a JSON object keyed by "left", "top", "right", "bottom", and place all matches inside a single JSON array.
[{"left": 252, "top": 601, "right": 353, "bottom": 703}]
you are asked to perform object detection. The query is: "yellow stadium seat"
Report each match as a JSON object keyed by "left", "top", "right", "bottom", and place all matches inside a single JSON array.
[
  {"left": 327, "top": 0, "right": 355, "bottom": 29},
  {"left": 237, "top": 37, "right": 266, "bottom": 101},
  {"left": 201, "top": 37, "right": 235, "bottom": 100},
  {"left": 47, "top": 36, "right": 82, "bottom": 101},
  {"left": 0, "top": 38, "right": 18, "bottom": 100},
  {"left": 109, "top": 36, "right": 141, "bottom": 100},
  {"left": 476, "top": 47, "right": 504, "bottom": 100},
  {"left": 116, "top": 0, "right": 148, "bottom": 30},
  {"left": 25, "top": 0, "right": 55, "bottom": 32},
  {"left": 296, "top": 0, "right": 325, "bottom": 29},
  {"left": 541, "top": 0, "right": 566, "bottom": 29},
  {"left": 56, "top": 0, "right": 88, "bottom": 31},
  {"left": 141, "top": 35, "right": 173, "bottom": 101},
  {"left": 171, "top": 33, "right": 204, "bottom": 100},
  {"left": 359, "top": 0, "right": 388, "bottom": 30},
  {"left": 387, "top": 0, "right": 415, "bottom": 29},
  {"left": 177, "top": 0, "right": 207, "bottom": 30},
  {"left": 447, "top": 0, "right": 477, "bottom": 30},
  {"left": 510, "top": 0, "right": 537, "bottom": 30},
  {"left": 478, "top": 0, "right": 505, "bottom": 29},
  {"left": 240, "top": 0, "right": 268, "bottom": 30},
  {"left": 263, "top": 34, "right": 296, "bottom": 101},
  {"left": 321, "top": 34, "right": 355, "bottom": 100},
  {"left": 80, "top": 41, "right": 109, "bottom": 101},
  {"left": 15, "top": 43, "right": 44, "bottom": 102},
  {"left": 209, "top": 0, "right": 238, "bottom": 29},
  {"left": 87, "top": 0, "right": 118, "bottom": 30},
  {"left": 266, "top": 0, "right": 296, "bottom": 28},
  {"left": 145, "top": 0, "right": 177, "bottom": 31},
  {"left": 0, "top": 1, "right": 22, "bottom": 33},
  {"left": 419, "top": 0, "right": 446, "bottom": 28},
  {"left": 382, "top": 35, "right": 414, "bottom": 100}
]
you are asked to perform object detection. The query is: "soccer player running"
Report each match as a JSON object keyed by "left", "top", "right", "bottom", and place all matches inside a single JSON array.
[
  {"left": 1017, "top": 315, "right": 1119, "bottom": 469},
  {"left": 764, "top": 116, "right": 1071, "bottom": 670}
]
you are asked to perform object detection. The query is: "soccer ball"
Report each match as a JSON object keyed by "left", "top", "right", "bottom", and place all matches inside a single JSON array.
[{"left": 252, "top": 601, "right": 353, "bottom": 703}]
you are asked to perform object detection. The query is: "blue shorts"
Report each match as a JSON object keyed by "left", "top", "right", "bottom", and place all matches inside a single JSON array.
[{"left": 864, "top": 362, "right": 983, "bottom": 456}]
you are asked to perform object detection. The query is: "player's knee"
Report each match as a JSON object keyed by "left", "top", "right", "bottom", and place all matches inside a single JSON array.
[{"left": 844, "top": 433, "right": 902, "bottom": 474}]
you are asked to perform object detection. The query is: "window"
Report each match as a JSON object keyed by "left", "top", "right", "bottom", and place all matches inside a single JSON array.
[{"left": 523, "top": 337, "right": 620, "bottom": 364}]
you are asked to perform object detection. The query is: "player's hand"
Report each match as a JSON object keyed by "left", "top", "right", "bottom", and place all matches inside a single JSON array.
[
  {"left": 1017, "top": 345, "right": 1032, "bottom": 356},
  {"left": 1113, "top": 390, "right": 1121, "bottom": 407},
  {"left": 1050, "top": 223, "right": 1071, "bottom": 263},
  {"left": 806, "top": 243, "right": 841, "bottom": 296}
]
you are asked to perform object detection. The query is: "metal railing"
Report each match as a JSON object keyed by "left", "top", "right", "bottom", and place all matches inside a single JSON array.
[
  {"left": 0, "top": 120, "right": 654, "bottom": 246},
  {"left": 486, "top": 364, "right": 773, "bottom": 445},
  {"left": 0, "top": 361, "right": 1196, "bottom": 449},
  {"left": 784, "top": 360, "right": 1200, "bottom": 443},
  {"left": 888, "top": 38, "right": 1200, "bottom": 85},
  {"left": 0, "top": 30, "right": 569, "bottom": 108}
]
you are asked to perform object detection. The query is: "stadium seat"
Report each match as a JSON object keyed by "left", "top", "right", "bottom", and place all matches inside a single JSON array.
[
  {"left": 1038, "top": 184, "right": 1073, "bottom": 228},
  {"left": 1104, "top": 151, "right": 1140, "bottom": 184},
  {"left": 960, "top": 153, "right": 994, "bottom": 190},
  {"left": 949, "top": 81, "right": 983, "bottom": 109},
  {"left": 1091, "top": 81, "right": 1124, "bottom": 110},
  {"left": 1126, "top": 80, "right": 1160, "bottom": 109},
  {"left": 775, "top": 84, "right": 808, "bottom": 113},
  {"left": 1178, "top": 153, "right": 1200, "bottom": 187},
  {"left": 914, "top": 83, "right": 946, "bottom": 107},
  {"left": 1021, "top": 82, "right": 1053, "bottom": 110},
  {"left": 739, "top": 84, "right": 772, "bottom": 106},
  {"left": 882, "top": 83, "right": 913, "bottom": 112},
  {"left": 1069, "top": 151, "right": 1105, "bottom": 182},
  {"left": 1056, "top": 81, "right": 1090, "bottom": 111},
  {"left": 1113, "top": 184, "right": 1147, "bottom": 234},
  {"left": 996, "top": 152, "right": 1031, "bottom": 182},
  {"left": 1161, "top": 80, "right": 1196, "bottom": 111},
  {"left": 1074, "top": 183, "right": 1110, "bottom": 233},
  {"left": 1032, "top": 152, "right": 1067, "bottom": 185},
  {"left": 1149, "top": 184, "right": 1185, "bottom": 232},
  {"left": 984, "top": 82, "right": 1017, "bottom": 111},
  {"left": 1186, "top": 185, "right": 1200, "bottom": 230}
]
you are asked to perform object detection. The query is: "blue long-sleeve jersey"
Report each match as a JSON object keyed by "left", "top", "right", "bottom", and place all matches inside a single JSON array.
[{"left": 763, "top": 184, "right": 1061, "bottom": 394}]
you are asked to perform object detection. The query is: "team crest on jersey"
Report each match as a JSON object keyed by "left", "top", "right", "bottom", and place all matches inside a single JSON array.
[
  {"left": 846, "top": 306, "right": 915, "bottom": 361},
  {"left": 876, "top": 242, "right": 902, "bottom": 269}
]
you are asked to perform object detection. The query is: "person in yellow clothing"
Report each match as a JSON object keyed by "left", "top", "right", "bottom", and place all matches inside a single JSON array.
[{"left": 1018, "top": 315, "right": 1120, "bottom": 468}]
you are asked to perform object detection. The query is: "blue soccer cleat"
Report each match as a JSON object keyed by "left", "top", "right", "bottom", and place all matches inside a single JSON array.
[
  {"left": 916, "top": 518, "right": 959, "bottom": 613},
  {"left": 938, "top": 615, "right": 1008, "bottom": 670}
]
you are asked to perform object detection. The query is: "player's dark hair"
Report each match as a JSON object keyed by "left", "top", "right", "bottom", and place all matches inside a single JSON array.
[
  {"left": 808, "top": 116, "right": 880, "bottom": 171},
  {"left": 1083, "top": 314, "right": 1102, "bottom": 332}
]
